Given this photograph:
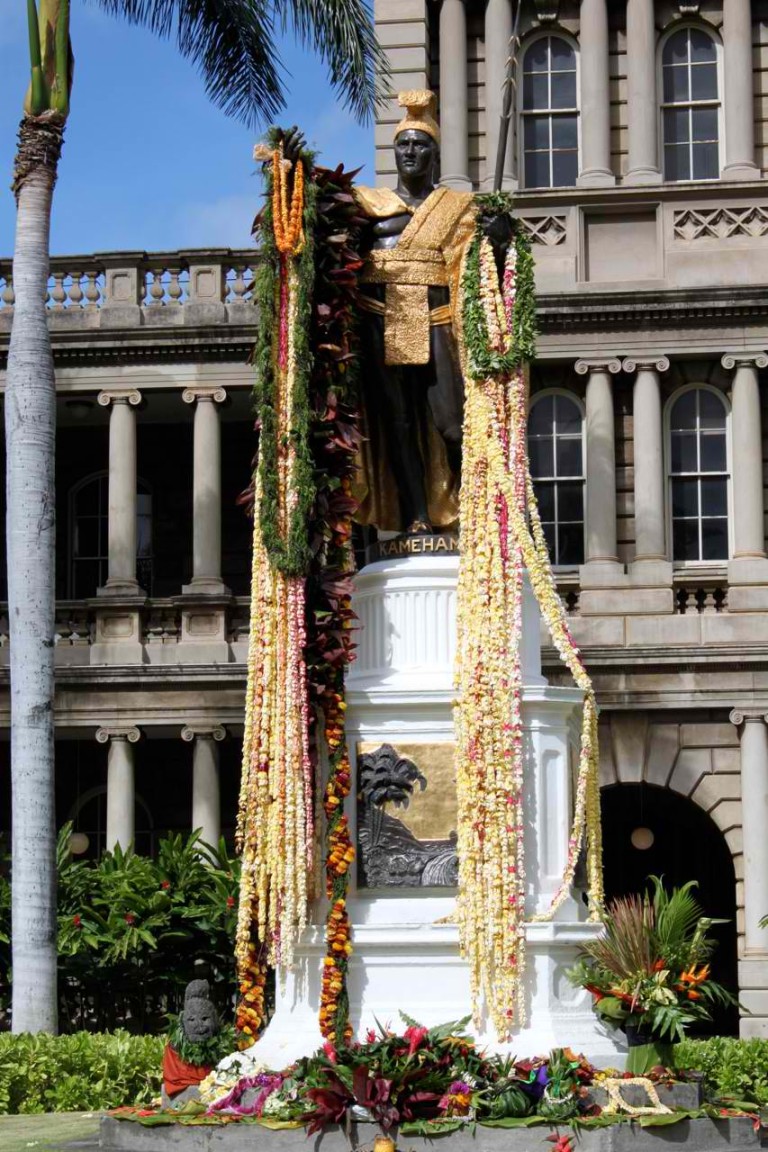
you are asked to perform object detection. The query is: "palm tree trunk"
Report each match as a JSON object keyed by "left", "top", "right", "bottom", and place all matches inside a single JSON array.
[{"left": 6, "top": 112, "right": 64, "bottom": 1033}]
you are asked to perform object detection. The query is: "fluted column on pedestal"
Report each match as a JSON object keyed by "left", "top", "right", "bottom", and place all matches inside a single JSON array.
[
  {"left": 722, "top": 0, "right": 760, "bottom": 181},
  {"left": 623, "top": 357, "right": 672, "bottom": 593},
  {"left": 182, "top": 724, "right": 226, "bottom": 852},
  {"left": 182, "top": 386, "right": 228, "bottom": 594},
  {"left": 483, "top": 0, "right": 515, "bottom": 189},
  {"left": 97, "top": 390, "right": 143, "bottom": 596},
  {"left": 625, "top": 0, "right": 661, "bottom": 184},
  {"left": 440, "top": 0, "right": 470, "bottom": 189},
  {"left": 721, "top": 353, "right": 768, "bottom": 603},
  {"left": 575, "top": 359, "right": 623, "bottom": 583},
  {"left": 577, "top": 0, "right": 615, "bottom": 186},
  {"left": 96, "top": 725, "right": 141, "bottom": 853}
]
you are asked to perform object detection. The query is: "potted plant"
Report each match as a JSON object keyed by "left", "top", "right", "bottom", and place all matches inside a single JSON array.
[{"left": 568, "top": 877, "right": 737, "bottom": 1074}]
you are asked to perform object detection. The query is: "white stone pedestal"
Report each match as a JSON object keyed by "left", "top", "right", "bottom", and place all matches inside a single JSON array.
[{"left": 253, "top": 555, "right": 622, "bottom": 1067}]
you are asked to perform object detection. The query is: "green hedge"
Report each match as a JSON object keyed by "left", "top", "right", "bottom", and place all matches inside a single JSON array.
[
  {"left": 0, "top": 1031, "right": 164, "bottom": 1114},
  {"left": 678, "top": 1036, "right": 768, "bottom": 1104}
]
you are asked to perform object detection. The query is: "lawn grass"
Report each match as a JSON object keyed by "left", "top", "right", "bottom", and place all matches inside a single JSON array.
[{"left": 0, "top": 1111, "right": 100, "bottom": 1152}]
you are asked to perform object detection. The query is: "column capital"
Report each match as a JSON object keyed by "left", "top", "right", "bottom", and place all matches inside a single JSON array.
[
  {"left": 97, "top": 389, "right": 142, "bottom": 408},
  {"left": 182, "top": 386, "right": 227, "bottom": 405},
  {"left": 181, "top": 723, "right": 226, "bottom": 743},
  {"left": 721, "top": 353, "right": 768, "bottom": 372},
  {"left": 729, "top": 709, "right": 768, "bottom": 728},
  {"left": 575, "top": 358, "right": 621, "bottom": 376},
  {"left": 622, "top": 356, "right": 670, "bottom": 374},
  {"left": 96, "top": 725, "right": 142, "bottom": 744}
]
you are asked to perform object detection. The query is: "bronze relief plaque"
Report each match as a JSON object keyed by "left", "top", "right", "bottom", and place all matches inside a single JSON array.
[{"left": 356, "top": 741, "right": 458, "bottom": 888}]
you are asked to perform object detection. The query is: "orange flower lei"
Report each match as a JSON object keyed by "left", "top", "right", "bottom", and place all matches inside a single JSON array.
[
  {"left": 272, "top": 147, "right": 305, "bottom": 255},
  {"left": 319, "top": 682, "right": 355, "bottom": 1045},
  {"left": 235, "top": 941, "right": 269, "bottom": 1046}
]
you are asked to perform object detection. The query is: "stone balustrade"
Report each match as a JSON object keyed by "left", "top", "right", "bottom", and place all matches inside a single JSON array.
[
  {"left": 0, "top": 249, "right": 256, "bottom": 330},
  {"left": 0, "top": 596, "right": 251, "bottom": 666}
]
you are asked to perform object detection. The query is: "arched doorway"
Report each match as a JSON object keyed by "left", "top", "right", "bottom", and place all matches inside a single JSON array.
[{"left": 601, "top": 782, "right": 739, "bottom": 1036}]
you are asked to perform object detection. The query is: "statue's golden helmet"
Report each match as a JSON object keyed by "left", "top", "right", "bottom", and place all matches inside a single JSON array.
[{"left": 394, "top": 90, "right": 440, "bottom": 144}]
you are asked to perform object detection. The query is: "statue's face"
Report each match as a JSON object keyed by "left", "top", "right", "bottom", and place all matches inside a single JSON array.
[
  {"left": 394, "top": 129, "right": 437, "bottom": 183},
  {"left": 182, "top": 997, "right": 218, "bottom": 1043}
]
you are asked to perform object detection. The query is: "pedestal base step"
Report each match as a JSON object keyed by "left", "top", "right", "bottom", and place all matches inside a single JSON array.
[{"left": 101, "top": 1115, "right": 762, "bottom": 1152}]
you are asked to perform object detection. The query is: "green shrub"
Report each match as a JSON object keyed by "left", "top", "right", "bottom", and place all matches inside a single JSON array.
[
  {"left": 0, "top": 1030, "right": 164, "bottom": 1114},
  {"left": 678, "top": 1036, "right": 768, "bottom": 1104}
]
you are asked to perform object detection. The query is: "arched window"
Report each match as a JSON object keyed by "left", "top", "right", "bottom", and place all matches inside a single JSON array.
[
  {"left": 528, "top": 392, "right": 585, "bottom": 565},
  {"left": 661, "top": 27, "right": 720, "bottom": 182},
  {"left": 667, "top": 388, "right": 729, "bottom": 562},
  {"left": 521, "top": 35, "right": 578, "bottom": 189},
  {"left": 69, "top": 472, "right": 153, "bottom": 598},
  {"left": 68, "top": 785, "right": 155, "bottom": 858}
]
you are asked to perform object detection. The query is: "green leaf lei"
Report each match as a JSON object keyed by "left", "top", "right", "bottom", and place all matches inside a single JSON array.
[
  {"left": 253, "top": 134, "right": 318, "bottom": 576},
  {"left": 461, "top": 196, "right": 537, "bottom": 381},
  {"left": 166, "top": 1015, "right": 236, "bottom": 1069}
]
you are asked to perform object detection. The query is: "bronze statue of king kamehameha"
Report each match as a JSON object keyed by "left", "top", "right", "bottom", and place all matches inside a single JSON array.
[{"left": 353, "top": 90, "right": 512, "bottom": 535}]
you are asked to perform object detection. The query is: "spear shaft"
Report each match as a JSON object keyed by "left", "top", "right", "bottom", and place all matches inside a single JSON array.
[{"left": 492, "top": 0, "right": 524, "bottom": 193}]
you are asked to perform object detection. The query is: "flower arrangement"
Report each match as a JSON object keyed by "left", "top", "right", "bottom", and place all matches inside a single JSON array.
[
  {"left": 455, "top": 196, "right": 603, "bottom": 1040},
  {"left": 568, "top": 877, "right": 737, "bottom": 1073}
]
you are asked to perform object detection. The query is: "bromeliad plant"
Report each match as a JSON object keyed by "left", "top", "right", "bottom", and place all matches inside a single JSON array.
[{"left": 568, "top": 878, "right": 737, "bottom": 1073}]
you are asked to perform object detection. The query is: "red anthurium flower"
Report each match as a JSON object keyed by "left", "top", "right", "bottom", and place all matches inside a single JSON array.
[
  {"left": 72, "top": 914, "right": 82, "bottom": 928},
  {"left": 403, "top": 1024, "right": 429, "bottom": 1056}
]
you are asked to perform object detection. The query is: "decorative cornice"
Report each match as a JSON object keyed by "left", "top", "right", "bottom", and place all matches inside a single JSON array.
[
  {"left": 721, "top": 353, "right": 768, "bottom": 371},
  {"left": 182, "top": 386, "right": 227, "bottom": 405},
  {"left": 622, "top": 356, "right": 670, "bottom": 374},
  {"left": 96, "top": 725, "right": 141, "bottom": 743},
  {"left": 574, "top": 358, "right": 621, "bottom": 376},
  {"left": 181, "top": 723, "right": 226, "bottom": 742},
  {"left": 97, "top": 389, "right": 141, "bottom": 407}
]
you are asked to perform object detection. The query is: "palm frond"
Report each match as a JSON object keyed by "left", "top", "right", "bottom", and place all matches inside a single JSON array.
[
  {"left": 275, "top": 0, "right": 388, "bottom": 123},
  {"left": 95, "top": 0, "right": 386, "bottom": 127}
]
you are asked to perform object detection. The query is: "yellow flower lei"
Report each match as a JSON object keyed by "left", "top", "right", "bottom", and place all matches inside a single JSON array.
[
  {"left": 601, "top": 1077, "right": 672, "bottom": 1116},
  {"left": 455, "top": 233, "right": 603, "bottom": 1041}
]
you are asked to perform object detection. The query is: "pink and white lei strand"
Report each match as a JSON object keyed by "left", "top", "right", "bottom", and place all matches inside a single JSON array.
[
  {"left": 236, "top": 259, "right": 314, "bottom": 986},
  {"left": 455, "top": 234, "right": 603, "bottom": 1041}
]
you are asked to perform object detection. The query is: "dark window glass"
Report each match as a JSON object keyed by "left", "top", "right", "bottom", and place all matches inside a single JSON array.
[
  {"left": 529, "top": 437, "right": 554, "bottom": 477},
  {"left": 700, "top": 433, "right": 726, "bottom": 473},
  {"left": 662, "top": 27, "right": 719, "bottom": 182},
  {"left": 669, "top": 389, "right": 728, "bottom": 563},
  {"left": 672, "top": 478, "right": 699, "bottom": 517},
  {"left": 702, "top": 519, "right": 728, "bottom": 560},
  {"left": 528, "top": 393, "right": 584, "bottom": 565},
  {"left": 671, "top": 431, "right": 697, "bottom": 472},
  {"left": 552, "top": 150, "right": 579, "bottom": 187},
  {"left": 522, "top": 35, "right": 578, "bottom": 189}
]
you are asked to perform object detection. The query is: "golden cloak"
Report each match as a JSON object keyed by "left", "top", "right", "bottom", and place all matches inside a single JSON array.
[{"left": 352, "top": 185, "right": 478, "bottom": 532}]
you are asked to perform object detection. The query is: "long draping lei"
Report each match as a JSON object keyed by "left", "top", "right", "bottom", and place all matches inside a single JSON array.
[
  {"left": 236, "top": 141, "right": 362, "bottom": 1045},
  {"left": 455, "top": 217, "right": 603, "bottom": 1041}
]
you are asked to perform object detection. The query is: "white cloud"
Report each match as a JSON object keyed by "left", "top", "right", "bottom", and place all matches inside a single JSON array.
[{"left": 174, "top": 193, "right": 258, "bottom": 250}]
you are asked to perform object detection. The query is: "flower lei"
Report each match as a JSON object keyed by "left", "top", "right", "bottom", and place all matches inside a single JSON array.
[
  {"left": 237, "top": 142, "right": 363, "bottom": 1044},
  {"left": 236, "top": 142, "right": 316, "bottom": 1009},
  {"left": 601, "top": 1077, "right": 672, "bottom": 1116},
  {"left": 455, "top": 202, "right": 603, "bottom": 1041}
]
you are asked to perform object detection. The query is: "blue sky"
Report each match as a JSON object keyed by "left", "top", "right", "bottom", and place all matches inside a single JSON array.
[{"left": 0, "top": 2, "right": 375, "bottom": 256}]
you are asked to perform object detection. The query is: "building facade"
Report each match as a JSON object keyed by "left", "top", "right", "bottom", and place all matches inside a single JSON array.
[{"left": 2, "top": 0, "right": 768, "bottom": 1038}]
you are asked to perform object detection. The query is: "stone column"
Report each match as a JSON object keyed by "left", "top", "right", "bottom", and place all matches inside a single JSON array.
[
  {"left": 182, "top": 724, "right": 226, "bottom": 852},
  {"left": 575, "top": 359, "right": 623, "bottom": 586},
  {"left": 623, "top": 357, "right": 673, "bottom": 599},
  {"left": 440, "top": 0, "right": 471, "bottom": 189},
  {"left": 96, "top": 726, "right": 141, "bottom": 853},
  {"left": 722, "top": 353, "right": 768, "bottom": 603},
  {"left": 182, "top": 387, "right": 228, "bottom": 594},
  {"left": 730, "top": 710, "right": 768, "bottom": 1036},
  {"left": 97, "top": 389, "right": 143, "bottom": 596},
  {"left": 483, "top": 0, "right": 515, "bottom": 189},
  {"left": 722, "top": 0, "right": 760, "bottom": 181},
  {"left": 625, "top": 0, "right": 661, "bottom": 184},
  {"left": 577, "top": 0, "right": 615, "bottom": 186}
]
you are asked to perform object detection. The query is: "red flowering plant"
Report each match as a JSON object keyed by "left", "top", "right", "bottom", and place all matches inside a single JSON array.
[
  {"left": 297, "top": 1016, "right": 494, "bottom": 1134},
  {"left": 568, "top": 878, "right": 737, "bottom": 1074}
]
